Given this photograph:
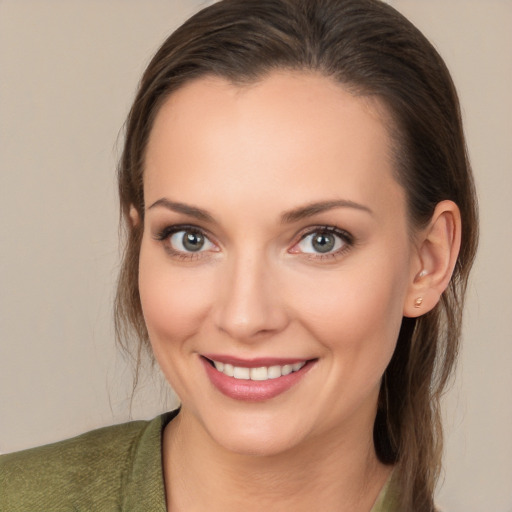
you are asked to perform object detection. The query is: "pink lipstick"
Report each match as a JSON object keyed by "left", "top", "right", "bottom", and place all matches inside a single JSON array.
[{"left": 201, "top": 354, "right": 315, "bottom": 401}]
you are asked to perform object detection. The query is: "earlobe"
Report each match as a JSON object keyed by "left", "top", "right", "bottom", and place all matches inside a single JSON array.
[
  {"left": 403, "top": 200, "right": 461, "bottom": 318},
  {"left": 129, "top": 205, "right": 141, "bottom": 227}
]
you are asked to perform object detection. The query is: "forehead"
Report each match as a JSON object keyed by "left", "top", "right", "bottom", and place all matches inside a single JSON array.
[{"left": 144, "top": 71, "right": 404, "bottom": 219}]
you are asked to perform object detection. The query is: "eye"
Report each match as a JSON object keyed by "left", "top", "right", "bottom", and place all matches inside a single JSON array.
[
  {"left": 168, "top": 229, "right": 216, "bottom": 253},
  {"left": 154, "top": 225, "right": 218, "bottom": 258},
  {"left": 291, "top": 227, "right": 353, "bottom": 257}
]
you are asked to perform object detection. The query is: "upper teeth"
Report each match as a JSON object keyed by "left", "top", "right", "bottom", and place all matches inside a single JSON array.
[{"left": 212, "top": 360, "right": 306, "bottom": 381}]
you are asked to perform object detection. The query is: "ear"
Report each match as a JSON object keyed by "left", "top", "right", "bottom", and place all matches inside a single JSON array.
[
  {"left": 129, "top": 205, "right": 141, "bottom": 227},
  {"left": 403, "top": 200, "right": 461, "bottom": 318}
]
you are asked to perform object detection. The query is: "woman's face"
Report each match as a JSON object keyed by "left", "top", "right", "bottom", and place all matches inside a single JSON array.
[{"left": 139, "top": 72, "right": 418, "bottom": 456}]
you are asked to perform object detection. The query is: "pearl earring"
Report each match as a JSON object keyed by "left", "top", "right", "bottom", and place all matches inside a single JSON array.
[{"left": 414, "top": 297, "right": 423, "bottom": 308}]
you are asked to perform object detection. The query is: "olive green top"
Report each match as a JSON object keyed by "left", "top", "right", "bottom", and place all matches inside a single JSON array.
[{"left": 0, "top": 410, "right": 398, "bottom": 511}]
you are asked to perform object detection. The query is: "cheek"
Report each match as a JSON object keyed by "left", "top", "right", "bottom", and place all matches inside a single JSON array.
[
  {"left": 287, "top": 251, "right": 409, "bottom": 361},
  {"left": 138, "top": 242, "right": 214, "bottom": 346}
]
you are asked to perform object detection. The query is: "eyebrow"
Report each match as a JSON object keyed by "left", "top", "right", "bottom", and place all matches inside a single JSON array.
[
  {"left": 147, "top": 197, "right": 373, "bottom": 224},
  {"left": 147, "top": 198, "right": 214, "bottom": 222},
  {"left": 280, "top": 199, "right": 373, "bottom": 224}
]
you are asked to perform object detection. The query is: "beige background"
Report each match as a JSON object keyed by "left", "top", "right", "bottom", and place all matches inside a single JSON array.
[{"left": 0, "top": 1, "right": 511, "bottom": 511}]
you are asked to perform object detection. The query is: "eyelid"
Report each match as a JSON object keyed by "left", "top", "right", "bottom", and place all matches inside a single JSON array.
[
  {"left": 293, "top": 225, "right": 354, "bottom": 245},
  {"left": 154, "top": 223, "right": 212, "bottom": 241}
]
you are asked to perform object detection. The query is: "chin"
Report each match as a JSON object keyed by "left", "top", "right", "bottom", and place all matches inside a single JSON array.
[
  {"left": 213, "top": 428, "right": 304, "bottom": 458},
  {"left": 196, "top": 405, "right": 313, "bottom": 458}
]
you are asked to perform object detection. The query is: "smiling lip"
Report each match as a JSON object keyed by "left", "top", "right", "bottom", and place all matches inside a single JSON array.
[{"left": 201, "top": 354, "right": 316, "bottom": 402}]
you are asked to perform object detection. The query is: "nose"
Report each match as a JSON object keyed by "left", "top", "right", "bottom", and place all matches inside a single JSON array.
[{"left": 213, "top": 251, "right": 289, "bottom": 342}]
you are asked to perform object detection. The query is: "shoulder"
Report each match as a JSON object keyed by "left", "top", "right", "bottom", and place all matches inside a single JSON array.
[{"left": 0, "top": 412, "right": 176, "bottom": 512}]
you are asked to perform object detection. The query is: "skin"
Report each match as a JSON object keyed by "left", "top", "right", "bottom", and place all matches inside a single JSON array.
[{"left": 136, "top": 71, "right": 461, "bottom": 512}]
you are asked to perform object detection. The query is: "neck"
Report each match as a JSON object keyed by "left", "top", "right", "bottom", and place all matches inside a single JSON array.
[{"left": 162, "top": 409, "right": 392, "bottom": 512}]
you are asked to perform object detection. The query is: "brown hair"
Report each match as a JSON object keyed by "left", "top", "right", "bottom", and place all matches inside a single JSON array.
[{"left": 115, "top": 1, "right": 478, "bottom": 509}]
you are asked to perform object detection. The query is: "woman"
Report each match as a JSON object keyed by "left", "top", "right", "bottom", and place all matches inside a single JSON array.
[{"left": 0, "top": 0, "right": 478, "bottom": 511}]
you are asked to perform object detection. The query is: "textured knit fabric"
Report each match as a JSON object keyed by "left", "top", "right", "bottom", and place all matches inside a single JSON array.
[
  {"left": 0, "top": 409, "right": 398, "bottom": 511},
  {"left": 0, "top": 410, "right": 177, "bottom": 511}
]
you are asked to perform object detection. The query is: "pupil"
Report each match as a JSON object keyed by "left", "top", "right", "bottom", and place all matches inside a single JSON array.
[
  {"left": 183, "top": 232, "right": 204, "bottom": 252},
  {"left": 313, "top": 233, "right": 334, "bottom": 253}
]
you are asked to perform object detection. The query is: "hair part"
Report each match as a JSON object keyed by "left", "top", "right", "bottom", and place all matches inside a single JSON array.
[{"left": 115, "top": 1, "right": 478, "bottom": 509}]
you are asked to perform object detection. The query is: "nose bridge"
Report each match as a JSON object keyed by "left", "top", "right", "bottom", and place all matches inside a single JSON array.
[{"left": 214, "top": 246, "right": 287, "bottom": 341}]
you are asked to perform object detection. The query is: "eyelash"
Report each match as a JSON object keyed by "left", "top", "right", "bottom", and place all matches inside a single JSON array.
[
  {"left": 154, "top": 224, "right": 355, "bottom": 261},
  {"left": 291, "top": 226, "right": 354, "bottom": 261},
  {"left": 154, "top": 224, "right": 217, "bottom": 261}
]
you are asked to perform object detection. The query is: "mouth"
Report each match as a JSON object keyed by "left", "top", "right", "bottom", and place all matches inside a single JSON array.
[
  {"left": 206, "top": 357, "right": 307, "bottom": 381},
  {"left": 200, "top": 355, "right": 316, "bottom": 401}
]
